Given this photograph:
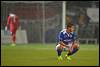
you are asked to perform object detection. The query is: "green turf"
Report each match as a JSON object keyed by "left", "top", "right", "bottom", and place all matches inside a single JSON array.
[{"left": 1, "top": 44, "right": 99, "bottom": 66}]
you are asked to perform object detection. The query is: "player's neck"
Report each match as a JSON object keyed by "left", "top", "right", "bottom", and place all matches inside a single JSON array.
[{"left": 66, "top": 29, "right": 71, "bottom": 34}]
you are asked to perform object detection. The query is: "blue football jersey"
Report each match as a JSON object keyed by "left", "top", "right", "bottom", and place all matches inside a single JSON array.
[{"left": 57, "top": 29, "right": 77, "bottom": 45}]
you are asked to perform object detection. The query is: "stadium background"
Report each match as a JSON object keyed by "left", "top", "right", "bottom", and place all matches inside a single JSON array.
[
  {"left": 1, "top": 1, "right": 99, "bottom": 66},
  {"left": 1, "top": 1, "right": 99, "bottom": 44}
]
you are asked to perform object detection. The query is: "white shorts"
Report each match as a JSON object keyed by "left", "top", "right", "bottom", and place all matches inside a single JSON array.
[{"left": 56, "top": 43, "right": 73, "bottom": 51}]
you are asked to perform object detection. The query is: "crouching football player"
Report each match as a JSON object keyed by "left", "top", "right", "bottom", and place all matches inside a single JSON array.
[{"left": 56, "top": 23, "right": 79, "bottom": 61}]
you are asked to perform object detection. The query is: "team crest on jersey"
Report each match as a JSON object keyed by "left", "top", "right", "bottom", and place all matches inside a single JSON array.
[{"left": 66, "top": 33, "right": 72, "bottom": 38}]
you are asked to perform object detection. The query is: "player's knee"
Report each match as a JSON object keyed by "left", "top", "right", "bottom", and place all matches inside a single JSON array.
[
  {"left": 76, "top": 43, "right": 79, "bottom": 49},
  {"left": 56, "top": 44, "right": 63, "bottom": 51},
  {"left": 73, "top": 43, "right": 80, "bottom": 49}
]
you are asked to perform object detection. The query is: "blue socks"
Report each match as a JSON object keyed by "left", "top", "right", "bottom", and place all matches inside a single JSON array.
[{"left": 57, "top": 49, "right": 62, "bottom": 56}]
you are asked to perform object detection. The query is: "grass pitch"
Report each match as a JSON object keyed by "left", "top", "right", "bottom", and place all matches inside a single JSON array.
[{"left": 1, "top": 44, "right": 99, "bottom": 66}]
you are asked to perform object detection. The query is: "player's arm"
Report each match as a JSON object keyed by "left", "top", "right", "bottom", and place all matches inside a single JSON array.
[
  {"left": 58, "top": 32, "right": 69, "bottom": 48},
  {"left": 59, "top": 41, "right": 72, "bottom": 53},
  {"left": 59, "top": 41, "right": 69, "bottom": 48},
  {"left": 5, "top": 16, "right": 10, "bottom": 31}
]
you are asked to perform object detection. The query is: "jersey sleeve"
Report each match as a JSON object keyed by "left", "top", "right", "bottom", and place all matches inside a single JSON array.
[{"left": 58, "top": 32, "right": 64, "bottom": 42}]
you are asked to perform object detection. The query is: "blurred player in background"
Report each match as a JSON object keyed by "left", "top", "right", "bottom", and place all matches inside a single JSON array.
[
  {"left": 56, "top": 23, "right": 79, "bottom": 61},
  {"left": 5, "top": 13, "right": 19, "bottom": 46}
]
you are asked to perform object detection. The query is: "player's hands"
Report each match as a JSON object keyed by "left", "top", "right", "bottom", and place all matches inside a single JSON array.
[
  {"left": 65, "top": 45, "right": 70, "bottom": 48},
  {"left": 69, "top": 47, "right": 73, "bottom": 53},
  {"left": 5, "top": 26, "right": 7, "bottom": 31}
]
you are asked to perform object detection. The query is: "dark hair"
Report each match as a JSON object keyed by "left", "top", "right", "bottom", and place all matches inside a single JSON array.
[{"left": 67, "top": 23, "right": 74, "bottom": 28}]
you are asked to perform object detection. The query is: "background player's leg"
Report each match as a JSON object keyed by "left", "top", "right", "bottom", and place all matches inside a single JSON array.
[
  {"left": 10, "top": 32, "right": 13, "bottom": 45},
  {"left": 11, "top": 31, "right": 16, "bottom": 46},
  {"left": 13, "top": 34, "right": 16, "bottom": 44}
]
